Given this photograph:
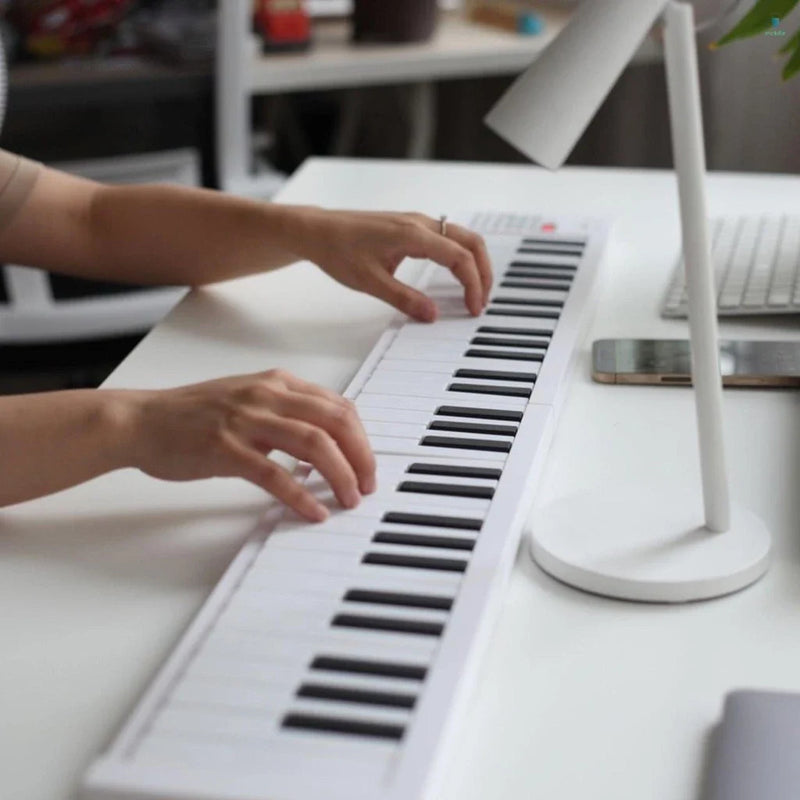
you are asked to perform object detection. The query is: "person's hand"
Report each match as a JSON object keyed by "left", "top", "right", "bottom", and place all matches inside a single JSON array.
[
  {"left": 295, "top": 208, "right": 493, "bottom": 322},
  {"left": 121, "top": 369, "right": 376, "bottom": 522}
]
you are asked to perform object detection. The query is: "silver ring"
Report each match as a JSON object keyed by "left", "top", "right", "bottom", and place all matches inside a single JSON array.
[{"left": 439, "top": 215, "right": 448, "bottom": 238}]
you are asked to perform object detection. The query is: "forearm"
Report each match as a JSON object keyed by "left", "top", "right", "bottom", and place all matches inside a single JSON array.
[
  {"left": 0, "top": 390, "right": 134, "bottom": 507},
  {"left": 0, "top": 166, "right": 320, "bottom": 287},
  {"left": 87, "top": 183, "right": 317, "bottom": 286}
]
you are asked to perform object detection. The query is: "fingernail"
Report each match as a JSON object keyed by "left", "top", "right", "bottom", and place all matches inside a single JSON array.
[
  {"left": 363, "top": 475, "right": 377, "bottom": 494},
  {"left": 345, "top": 489, "right": 361, "bottom": 509},
  {"left": 310, "top": 503, "right": 329, "bottom": 522}
]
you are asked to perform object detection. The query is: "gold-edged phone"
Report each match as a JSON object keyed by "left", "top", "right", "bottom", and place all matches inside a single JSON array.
[{"left": 592, "top": 339, "right": 800, "bottom": 387}]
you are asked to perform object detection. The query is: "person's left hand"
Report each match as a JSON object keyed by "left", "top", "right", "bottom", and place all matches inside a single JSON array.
[{"left": 294, "top": 208, "right": 493, "bottom": 322}]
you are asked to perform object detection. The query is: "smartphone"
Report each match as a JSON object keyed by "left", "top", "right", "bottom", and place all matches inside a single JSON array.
[{"left": 592, "top": 339, "right": 800, "bottom": 387}]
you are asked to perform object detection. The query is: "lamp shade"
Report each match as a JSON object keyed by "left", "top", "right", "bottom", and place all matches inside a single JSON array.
[{"left": 485, "top": 0, "right": 667, "bottom": 169}]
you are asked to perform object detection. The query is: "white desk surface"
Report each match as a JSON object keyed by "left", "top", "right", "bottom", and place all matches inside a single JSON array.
[
  {"left": 4, "top": 159, "right": 800, "bottom": 800},
  {"left": 248, "top": 12, "right": 661, "bottom": 93}
]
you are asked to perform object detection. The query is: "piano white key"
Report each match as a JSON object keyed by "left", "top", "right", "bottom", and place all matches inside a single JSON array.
[
  {"left": 231, "top": 576, "right": 461, "bottom": 622},
  {"left": 366, "top": 435, "right": 508, "bottom": 462},
  {"left": 362, "top": 418, "right": 513, "bottom": 443},
  {"left": 198, "top": 626, "right": 437, "bottom": 677},
  {"left": 327, "top": 484, "right": 493, "bottom": 515},
  {"left": 384, "top": 342, "right": 546, "bottom": 364},
  {"left": 371, "top": 452, "right": 503, "bottom": 474},
  {"left": 394, "top": 320, "right": 556, "bottom": 345},
  {"left": 363, "top": 374, "right": 531, "bottom": 399},
  {"left": 184, "top": 653, "right": 314, "bottom": 685},
  {"left": 244, "top": 554, "right": 463, "bottom": 595},
  {"left": 356, "top": 391, "right": 526, "bottom": 413},
  {"left": 220, "top": 589, "right": 450, "bottom": 636},
  {"left": 257, "top": 527, "right": 480, "bottom": 558},
  {"left": 171, "top": 675, "right": 299, "bottom": 713},
  {"left": 224, "top": 587, "right": 342, "bottom": 618},
  {"left": 357, "top": 407, "right": 446, "bottom": 425},
  {"left": 304, "top": 466, "right": 495, "bottom": 509},
  {"left": 375, "top": 471, "right": 499, "bottom": 493},
  {"left": 151, "top": 703, "right": 410, "bottom": 744},
  {"left": 204, "top": 625, "right": 439, "bottom": 662},
  {"left": 184, "top": 645, "right": 427, "bottom": 694},
  {"left": 135, "top": 731, "right": 396, "bottom": 778},
  {"left": 400, "top": 316, "right": 555, "bottom": 342},
  {"left": 319, "top": 493, "right": 488, "bottom": 526},
  {"left": 375, "top": 356, "right": 542, "bottom": 377}
]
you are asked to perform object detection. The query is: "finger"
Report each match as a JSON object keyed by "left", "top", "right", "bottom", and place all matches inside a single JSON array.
[
  {"left": 365, "top": 265, "right": 439, "bottom": 322},
  {"left": 225, "top": 438, "right": 329, "bottom": 522},
  {"left": 268, "top": 387, "right": 377, "bottom": 495},
  {"left": 445, "top": 223, "right": 493, "bottom": 305},
  {"left": 248, "top": 413, "right": 363, "bottom": 512},
  {"left": 404, "top": 223, "right": 484, "bottom": 316}
]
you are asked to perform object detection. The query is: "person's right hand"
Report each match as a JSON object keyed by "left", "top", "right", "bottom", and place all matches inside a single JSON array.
[{"left": 120, "top": 369, "right": 376, "bottom": 522}]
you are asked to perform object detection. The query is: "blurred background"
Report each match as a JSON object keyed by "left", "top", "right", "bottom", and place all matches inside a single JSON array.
[{"left": 1, "top": 0, "right": 798, "bottom": 393}]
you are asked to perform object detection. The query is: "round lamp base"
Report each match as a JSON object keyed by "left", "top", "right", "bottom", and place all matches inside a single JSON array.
[{"left": 530, "top": 489, "right": 771, "bottom": 603}]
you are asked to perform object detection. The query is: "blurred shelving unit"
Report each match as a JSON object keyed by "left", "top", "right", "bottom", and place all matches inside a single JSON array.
[{"left": 217, "top": 1, "right": 662, "bottom": 199}]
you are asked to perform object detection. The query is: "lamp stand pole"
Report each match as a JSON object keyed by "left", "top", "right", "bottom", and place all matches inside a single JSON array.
[
  {"left": 663, "top": 0, "right": 729, "bottom": 533},
  {"left": 529, "top": 1, "right": 771, "bottom": 602}
]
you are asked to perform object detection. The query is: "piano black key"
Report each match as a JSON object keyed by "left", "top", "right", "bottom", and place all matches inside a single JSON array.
[
  {"left": 296, "top": 683, "right": 417, "bottom": 709},
  {"left": 454, "top": 368, "right": 536, "bottom": 383},
  {"left": 332, "top": 613, "right": 444, "bottom": 637},
  {"left": 363, "top": 552, "right": 468, "bottom": 572},
  {"left": 427, "top": 420, "right": 517, "bottom": 437},
  {"left": 477, "top": 325, "right": 553, "bottom": 338},
  {"left": 373, "top": 531, "right": 475, "bottom": 552},
  {"left": 310, "top": 656, "right": 427, "bottom": 681},
  {"left": 448, "top": 382, "right": 531, "bottom": 398},
  {"left": 522, "top": 237, "right": 586, "bottom": 248},
  {"left": 464, "top": 348, "right": 544, "bottom": 363},
  {"left": 491, "top": 297, "right": 564, "bottom": 308},
  {"left": 382, "top": 511, "right": 482, "bottom": 531},
  {"left": 282, "top": 713, "right": 405, "bottom": 741},
  {"left": 419, "top": 435, "right": 511, "bottom": 453},
  {"left": 501, "top": 280, "right": 572, "bottom": 292},
  {"left": 485, "top": 308, "right": 560, "bottom": 320},
  {"left": 344, "top": 588, "right": 455, "bottom": 610},
  {"left": 434, "top": 405, "right": 523, "bottom": 422},
  {"left": 398, "top": 477, "right": 497, "bottom": 498},
  {"left": 407, "top": 462, "right": 503, "bottom": 479},
  {"left": 502, "top": 265, "right": 575, "bottom": 278},
  {"left": 470, "top": 336, "right": 548, "bottom": 350},
  {"left": 506, "top": 261, "right": 578, "bottom": 274},
  {"left": 517, "top": 246, "right": 583, "bottom": 257},
  {"left": 503, "top": 270, "right": 574, "bottom": 281}
]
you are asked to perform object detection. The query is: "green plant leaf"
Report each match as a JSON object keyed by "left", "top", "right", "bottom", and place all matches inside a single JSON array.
[
  {"left": 778, "top": 26, "right": 800, "bottom": 52},
  {"left": 781, "top": 29, "right": 800, "bottom": 75},
  {"left": 713, "top": 0, "right": 799, "bottom": 46}
]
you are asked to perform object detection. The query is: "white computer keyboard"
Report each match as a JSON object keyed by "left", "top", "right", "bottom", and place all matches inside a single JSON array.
[
  {"left": 81, "top": 211, "right": 611, "bottom": 800},
  {"left": 662, "top": 215, "right": 800, "bottom": 318}
]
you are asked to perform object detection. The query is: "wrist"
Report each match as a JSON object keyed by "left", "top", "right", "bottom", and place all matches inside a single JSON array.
[
  {"left": 94, "top": 389, "right": 150, "bottom": 472},
  {"left": 277, "top": 204, "right": 328, "bottom": 263}
]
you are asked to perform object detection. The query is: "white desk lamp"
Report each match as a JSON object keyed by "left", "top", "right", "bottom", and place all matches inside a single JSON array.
[{"left": 486, "top": 0, "right": 771, "bottom": 602}]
